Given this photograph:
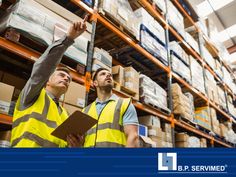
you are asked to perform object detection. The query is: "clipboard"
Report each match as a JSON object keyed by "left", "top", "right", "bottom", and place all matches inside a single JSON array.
[{"left": 51, "top": 110, "right": 97, "bottom": 141}]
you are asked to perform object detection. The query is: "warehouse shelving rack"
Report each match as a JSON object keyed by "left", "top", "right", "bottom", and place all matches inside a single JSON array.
[{"left": 0, "top": 0, "right": 235, "bottom": 147}]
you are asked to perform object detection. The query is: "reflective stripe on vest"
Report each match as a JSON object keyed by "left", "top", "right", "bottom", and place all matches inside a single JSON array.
[
  {"left": 11, "top": 89, "right": 68, "bottom": 147},
  {"left": 83, "top": 97, "right": 131, "bottom": 147}
]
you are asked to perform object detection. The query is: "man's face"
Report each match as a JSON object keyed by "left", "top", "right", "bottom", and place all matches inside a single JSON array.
[
  {"left": 93, "top": 69, "right": 113, "bottom": 90},
  {"left": 47, "top": 70, "right": 71, "bottom": 93}
]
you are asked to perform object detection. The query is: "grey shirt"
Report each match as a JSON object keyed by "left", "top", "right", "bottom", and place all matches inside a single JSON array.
[{"left": 19, "top": 36, "right": 74, "bottom": 110}]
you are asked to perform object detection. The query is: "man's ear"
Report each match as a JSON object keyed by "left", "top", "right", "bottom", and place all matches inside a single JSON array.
[{"left": 93, "top": 80, "right": 98, "bottom": 87}]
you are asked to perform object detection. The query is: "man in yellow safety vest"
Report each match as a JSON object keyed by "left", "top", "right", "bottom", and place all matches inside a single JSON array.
[
  {"left": 11, "top": 16, "right": 88, "bottom": 147},
  {"left": 83, "top": 68, "right": 139, "bottom": 147}
]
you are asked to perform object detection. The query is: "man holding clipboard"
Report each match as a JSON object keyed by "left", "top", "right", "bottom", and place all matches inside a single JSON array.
[{"left": 11, "top": 15, "right": 89, "bottom": 148}]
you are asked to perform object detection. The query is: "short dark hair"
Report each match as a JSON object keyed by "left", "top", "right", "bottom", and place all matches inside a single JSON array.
[
  {"left": 56, "top": 66, "right": 71, "bottom": 75},
  {"left": 92, "top": 68, "right": 109, "bottom": 81}
]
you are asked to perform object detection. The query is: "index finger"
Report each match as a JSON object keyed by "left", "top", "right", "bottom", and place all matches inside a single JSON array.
[{"left": 83, "top": 14, "right": 89, "bottom": 23}]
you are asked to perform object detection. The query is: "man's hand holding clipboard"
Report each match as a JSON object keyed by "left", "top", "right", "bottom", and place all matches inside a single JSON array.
[{"left": 51, "top": 110, "right": 97, "bottom": 147}]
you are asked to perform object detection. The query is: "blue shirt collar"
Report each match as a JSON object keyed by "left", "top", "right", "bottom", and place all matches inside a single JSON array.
[{"left": 95, "top": 94, "right": 118, "bottom": 104}]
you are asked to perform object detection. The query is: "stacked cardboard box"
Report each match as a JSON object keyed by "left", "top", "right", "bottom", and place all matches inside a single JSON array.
[
  {"left": 215, "top": 60, "right": 223, "bottom": 80},
  {"left": 171, "top": 53, "right": 191, "bottom": 84},
  {"left": 62, "top": 81, "right": 86, "bottom": 115},
  {"left": 98, "top": 0, "right": 135, "bottom": 35},
  {"left": 139, "top": 115, "right": 161, "bottom": 128},
  {"left": 167, "top": 1, "right": 185, "bottom": 39},
  {"left": 139, "top": 74, "right": 168, "bottom": 111},
  {"left": 190, "top": 56, "right": 205, "bottom": 94},
  {"left": 152, "top": 0, "right": 166, "bottom": 14},
  {"left": 0, "top": 0, "right": 91, "bottom": 66},
  {"left": 169, "top": 41, "right": 189, "bottom": 65},
  {"left": 210, "top": 108, "right": 221, "bottom": 136},
  {"left": 200, "top": 138, "right": 207, "bottom": 148},
  {"left": 172, "top": 83, "right": 194, "bottom": 122},
  {"left": 92, "top": 47, "right": 112, "bottom": 72},
  {"left": 205, "top": 70, "right": 219, "bottom": 104},
  {"left": 175, "top": 132, "right": 189, "bottom": 147},
  {"left": 148, "top": 126, "right": 164, "bottom": 147},
  {"left": 162, "top": 123, "right": 173, "bottom": 147},
  {"left": 185, "top": 32, "right": 200, "bottom": 54},
  {"left": 221, "top": 122, "right": 236, "bottom": 144},
  {"left": 175, "top": 133, "right": 201, "bottom": 147},
  {"left": 222, "top": 67, "right": 234, "bottom": 92},
  {"left": 133, "top": 7, "right": 166, "bottom": 44},
  {"left": 194, "top": 106, "right": 212, "bottom": 131},
  {"left": 124, "top": 67, "right": 139, "bottom": 100},
  {"left": 201, "top": 45, "right": 216, "bottom": 70},
  {"left": 0, "top": 131, "right": 11, "bottom": 147},
  {"left": 0, "top": 82, "right": 14, "bottom": 115},
  {"left": 112, "top": 66, "right": 139, "bottom": 100},
  {"left": 217, "top": 86, "right": 227, "bottom": 110}
]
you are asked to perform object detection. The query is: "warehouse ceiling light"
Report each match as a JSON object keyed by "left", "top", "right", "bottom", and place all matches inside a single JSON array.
[{"left": 197, "top": 0, "right": 233, "bottom": 17}]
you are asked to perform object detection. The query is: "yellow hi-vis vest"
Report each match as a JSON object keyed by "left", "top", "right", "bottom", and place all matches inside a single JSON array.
[
  {"left": 83, "top": 97, "right": 131, "bottom": 147},
  {"left": 11, "top": 89, "right": 68, "bottom": 147}
]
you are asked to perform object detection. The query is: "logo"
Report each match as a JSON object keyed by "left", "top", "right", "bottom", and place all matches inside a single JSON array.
[{"left": 158, "top": 153, "right": 177, "bottom": 171}]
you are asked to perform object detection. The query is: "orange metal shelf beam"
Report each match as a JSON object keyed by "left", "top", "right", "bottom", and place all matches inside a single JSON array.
[
  {"left": 0, "top": 114, "right": 12, "bottom": 125},
  {"left": 0, "top": 37, "right": 85, "bottom": 84}
]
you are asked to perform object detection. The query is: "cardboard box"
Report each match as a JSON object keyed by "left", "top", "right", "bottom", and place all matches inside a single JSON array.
[
  {"left": 124, "top": 67, "right": 139, "bottom": 91},
  {"left": 0, "top": 131, "right": 11, "bottom": 141},
  {"left": 175, "top": 133, "right": 189, "bottom": 142},
  {"left": 112, "top": 65, "right": 124, "bottom": 86},
  {"left": 138, "top": 115, "right": 161, "bottom": 127},
  {"left": 92, "top": 58, "right": 111, "bottom": 72},
  {"left": 0, "top": 82, "right": 14, "bottom": 114},
  {"left": 148, "top": 126, "right": 163, "bottom": 138},
  {"left": 64, "top": 81, "right": 86, "bottom": 108},
  {"left": 93, "top": 47, "right": 112, "bottom": 67},
  {"left": 175, "top": 141, "right": 188, "bottom": 148},
  {"left": 2, "top": 73, "right": 26, "bottom": 90},
  {"left": 63, "top": 103, "right": 82, "bottom": 116}
]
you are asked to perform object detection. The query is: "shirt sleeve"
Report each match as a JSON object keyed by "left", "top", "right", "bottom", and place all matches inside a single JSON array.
[
  {"left": 19, "top": 36, "right": 74, "bottom": 109},
  {"left": 122, "top": 103, "right": 139, "bottom": 126}
]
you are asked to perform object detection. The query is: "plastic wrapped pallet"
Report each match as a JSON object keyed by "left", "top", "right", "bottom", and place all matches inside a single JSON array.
[
  {"left": 152, "top": 0, "right": 166, "bottom": 14},
  {"left": 184, "top": 93, "right": 195, "bottom": 122},
  {"left": 167, "top": 1, "right": 185, "bottom": 39},
  {"left": 93, "top": 47, "right": 112, "bottom": 68},
  {"left": 171, "top": 53, "right": 191, "bottom": 84},
  {"left": 169, "top": 41, "right": 189, "bottom": 65},
  {"left": 210, "top": 108, "right": 221, "bottom": 136},
  {"left": 217, "top": 86, "right": 227, "bottom": 110},
  {"left": 138, "top": 115, "right": 161, "bottom": 128},
  {"left": 190, "top": 56, "right": 205, "bottom": 94},
  {"left": 188, "top": 136, "right": 200, "bottom": 147},
  {"left": 172, "top": 84, "right": 194, "bottom": 121},
  {"left": 0, "top": 0, "right": 90, "bottom": 66},
  {"left": 205, "top": 70, "right": 219, "bottom": 104},
  {"left": 132, "top": 7, "right": 166, "bottom": 44},
  {"left": 185, "top": 32, "right": 200, "bottom": 54},
  {"left": 194, "top": 106, "right": 212, "bottom": 131},
  {"left": 201, "top": 45, "right": 216, "bottom": 70},
  {"left": 98, "top": 0, "right": 135, "bottom": 35},
  {"left": 200, "top": 138, "right": 207, "bottom": 148},
  {"left": 222, "top": 67, "right": 234, "bottom": 91},
  {"left": 139, "top": 74, "right": 169, "bottom": 112},
  {"left": 139, "top": 25, "right": 168, "bottom": 65}
]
